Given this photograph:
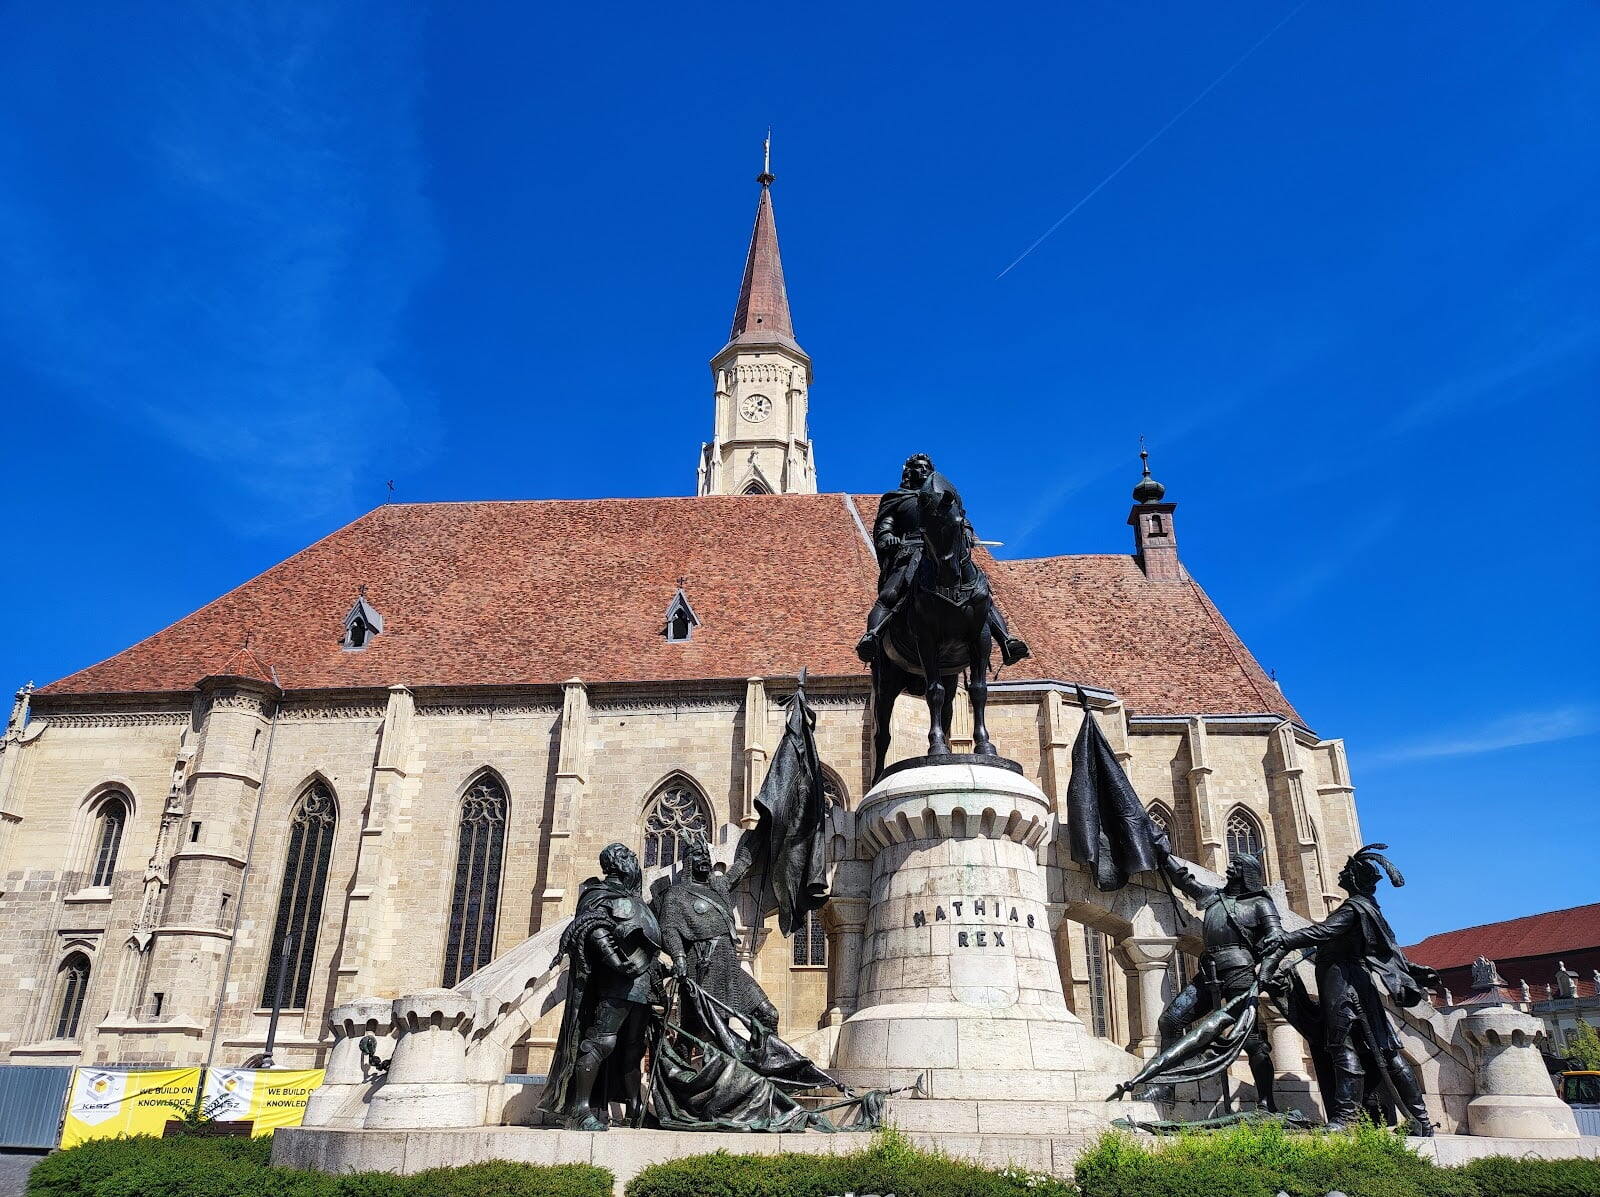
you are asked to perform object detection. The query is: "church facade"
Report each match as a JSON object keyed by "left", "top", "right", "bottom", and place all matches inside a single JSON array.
[{"left": 0, "top": 171, "right": 1365, "bottom": 1080}]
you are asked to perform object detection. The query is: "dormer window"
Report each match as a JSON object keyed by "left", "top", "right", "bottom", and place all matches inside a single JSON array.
[
  {"left": 662, "top": 587, "right": 700, "bottom": 643},
  {"left": 342, "top": 589, "right": 385, "bottom": 652}
]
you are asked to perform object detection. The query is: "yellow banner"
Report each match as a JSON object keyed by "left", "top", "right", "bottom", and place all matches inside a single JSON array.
[
  {"left": 61, "top": 1067, "right": 202, "bottom": 1148},
  {"left": 203, "top": 1068, "right": 325, "bottom": 1135}
]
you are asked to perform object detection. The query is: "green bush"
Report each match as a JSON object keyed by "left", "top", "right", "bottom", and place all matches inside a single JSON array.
[
  {"left": 625, "top": 1128, "right": 1075, "bottom": 1197},
  {"left": 407, "top": 1160, "right": 617, "bottom": 1197},
  {"left": 1072, "top": 1120, "right": 1486, "bottom": 1197},
  {"left": 27, "top": 1134, "right": 613, "bottom": 1197},
  {"left": 1455, "top": 1154, "right": 1600, "bottom": 1197}
]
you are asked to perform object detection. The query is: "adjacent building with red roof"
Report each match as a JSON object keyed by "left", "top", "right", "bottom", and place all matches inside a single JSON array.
[{"left": 1406, "top": 904, "right": 1600, "bottom": 1060}]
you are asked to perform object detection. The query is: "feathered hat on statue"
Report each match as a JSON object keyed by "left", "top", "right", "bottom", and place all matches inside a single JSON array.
[{"left": 1340, "top": 842, "right": 1405, "bottom": 894}]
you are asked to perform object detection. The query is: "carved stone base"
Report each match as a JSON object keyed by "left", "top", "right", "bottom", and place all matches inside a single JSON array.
[
  {"left": 879, "top": 753, "right": 1023, "bottom": 780},
  {"left": 834, "top": 762, "right": 1145, "bottom": 1106}
]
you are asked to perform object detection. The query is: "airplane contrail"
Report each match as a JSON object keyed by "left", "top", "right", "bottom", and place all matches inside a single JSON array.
[{"left": 996, "top": 0, "right": 1314, "bottom": 280}]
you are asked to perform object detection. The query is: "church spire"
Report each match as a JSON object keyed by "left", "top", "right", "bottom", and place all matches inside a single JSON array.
[
  {"left": 697, "top": 144, "right": 818, "bottom": 497},
  {"left": 726, "top": 141, "right": 803, "bottom": 358}
]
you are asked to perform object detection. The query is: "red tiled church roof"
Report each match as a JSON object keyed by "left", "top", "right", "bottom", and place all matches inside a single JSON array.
[
  {"left": 40, "top": 493, "right": 1303, "bottom": 727},
  {"left": 993, "top": 554, "right": 1299, "bottom": 722},
  {"left": 1405, "top": 903, "right": 1600, "bottom": 970}
]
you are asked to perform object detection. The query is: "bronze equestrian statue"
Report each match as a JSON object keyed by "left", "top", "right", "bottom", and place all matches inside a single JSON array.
[{"left": 858, "top": 454, "right": 1029, "bottom": 778}]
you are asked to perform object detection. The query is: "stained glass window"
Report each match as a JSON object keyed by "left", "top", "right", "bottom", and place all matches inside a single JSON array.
[
  {"left": 1083, "top": 926, "right": 1111, "bottom": 1039},
  {"left": 261, "top": 782, "right": 337, "bottom": 1008},
  {"left": 442, "top": 776, "right": 509, "bottom": 987},
  {"left": 55, "top": 953, "right": 90, "bottom": 1039},
  {"left": 643, "top": 783, "right": 709, "bottom": 869},
  {"left": 1225, "top": 808, "right": 1268, "bottom": 881},
  {"left": 792, "top": 908, "right": 827, "bottom": 966},
  {"left": 89, "top": 794, "right": 127, "bottom": 888}
]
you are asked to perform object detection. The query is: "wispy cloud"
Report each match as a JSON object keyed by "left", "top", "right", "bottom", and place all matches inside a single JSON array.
[
  {"left": 0, "top": 3, "right": 437, "bottom": 529},
  {"left": 1367, "top": 704, "right": 1600, "bottom": 767},
  {"left": 1253, "top": 506, "right": 1400, "bottom": 616},
  {"left": 1379, "top": 318, "right": 1599, "bottom": 440}
]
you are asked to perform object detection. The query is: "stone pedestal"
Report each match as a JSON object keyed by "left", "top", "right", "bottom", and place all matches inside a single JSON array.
[
  {"left": 304, "top": 996, "right": 394, "bottom": 1128},
  {"left": 1459, "top": 1003, "right": 1579, "bottom": 1139},
  {"left": 364, "top": 990, "right": 485, "bottom": 1130},
  {"left": 832, "top": 762, "right": 1144, "bottom": 1107}
]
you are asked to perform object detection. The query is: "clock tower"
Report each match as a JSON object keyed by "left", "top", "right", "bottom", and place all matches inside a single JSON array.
[{"left": 697, "top": 157, "right": 816, "bottom": 496}]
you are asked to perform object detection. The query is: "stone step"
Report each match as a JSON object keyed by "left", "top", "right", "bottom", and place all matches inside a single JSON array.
[{"left": 884, "top": 1096, "right": 1160, "bottom": 1137}]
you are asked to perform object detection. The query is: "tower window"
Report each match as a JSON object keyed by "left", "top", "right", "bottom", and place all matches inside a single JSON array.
[{"left": 1148, "top": 513, "right": 1165, "bottom": 536}]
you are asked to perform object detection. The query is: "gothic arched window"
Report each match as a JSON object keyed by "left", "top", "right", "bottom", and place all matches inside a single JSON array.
[
  {"left": 1225, "top": 808, "right": 1268, "bottom": 881},
  {"left": 643, "top": 782, "right": 710, "bottom": 869},
  {"left": 820, "top": 767, "right": 848, "bottom": 812},
  {"left": 1145, "top": 801, "right": 1172, "bottom": 842},
  {"left": 792, "top": 908, "right": 827, "bottom": 967},
  {"left": 261, "top": 782, "right": 337, "bottom": 1008},
  {"left": 442, "top": 775, "right": 509, "bottom": 988},
  {"left": 88, "top": 793, "right": 128, "bottom": 888},
  {"left": 54, "top": 953, "right": 91, "bottom": 1039}
]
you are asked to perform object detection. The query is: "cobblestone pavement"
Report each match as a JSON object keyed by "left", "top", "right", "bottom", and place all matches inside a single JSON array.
[{"left": 0, "top": 1150, "right": 43, "bottom": 1197}]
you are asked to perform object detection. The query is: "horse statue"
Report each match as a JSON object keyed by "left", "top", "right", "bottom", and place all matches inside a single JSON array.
[{"left": 859, "top": 458, "right": 1028, "bottom": 779}]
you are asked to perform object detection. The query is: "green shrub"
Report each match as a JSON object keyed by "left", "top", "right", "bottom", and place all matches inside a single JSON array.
[
  {"left": 407, "top": 1160, "right": 615, "bottom": 1197},
  {"left": 27, "top": 1134, "right": 613, "bottom": 1197},
  {"left": 625, "top": 1128, "right": 1075, "bottom": 1197},
  {"left": 1455, "top": 1154, "right": 1600, "bottom": 1197},
  {"left": 1071, "top": 1120, "right": 1491, "bottom": 1197}
]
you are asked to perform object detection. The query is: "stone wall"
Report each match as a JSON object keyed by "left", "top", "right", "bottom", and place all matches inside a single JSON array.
[{"left": 0, "top": 678, "right": 1361, "bottom": 1084}]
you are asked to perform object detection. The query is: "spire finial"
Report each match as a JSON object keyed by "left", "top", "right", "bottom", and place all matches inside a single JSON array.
[
  {"left": 758, "top": 128, "right": 775, "bottom": 186},
  {"left": 1132, "top": 435, "right": 1166, "bottom": 504}
]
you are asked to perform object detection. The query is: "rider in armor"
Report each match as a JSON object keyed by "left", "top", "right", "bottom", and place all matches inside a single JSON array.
[{"left": 855, "top": 453, "right": 1029, "bottom": 667}]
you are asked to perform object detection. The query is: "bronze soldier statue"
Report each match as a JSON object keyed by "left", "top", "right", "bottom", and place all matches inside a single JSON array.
[
  {"left": 540, "top": 843, "right": 663, "bottom": 1131},
  {"left": 1263, "top": 843, "right": 1438, "bottom": 1135},
  {"left": 657, "top": 838, "right": 780, "bottom": 1047},
  {"left": 856, "top": 453, "right": 1028, "bottom": 668},
  {"left": 1153, "top": 852, "right": 1281, "bottom": 1109}
]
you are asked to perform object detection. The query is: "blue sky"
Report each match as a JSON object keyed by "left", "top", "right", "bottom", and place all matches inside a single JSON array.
[{"left": 1, "top": 1, "right": 1595, "bottom": 943}]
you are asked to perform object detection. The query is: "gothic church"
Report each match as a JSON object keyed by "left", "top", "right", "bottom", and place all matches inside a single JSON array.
[{"left": 0, "top": 169, "right": 1364, "bottom": 1080}]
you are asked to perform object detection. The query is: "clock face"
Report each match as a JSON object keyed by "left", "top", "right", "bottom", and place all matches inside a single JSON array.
[{"left": 739, "top": 394, "right": 772, "bottom": 423}]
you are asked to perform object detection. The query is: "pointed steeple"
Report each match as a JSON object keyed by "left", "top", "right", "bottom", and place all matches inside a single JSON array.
[
  {"left": 698, "top": 141, "right": 818, "bottom": 496},
  {"left": 726, "top": 151, "right": 805, "bottom": 359}
]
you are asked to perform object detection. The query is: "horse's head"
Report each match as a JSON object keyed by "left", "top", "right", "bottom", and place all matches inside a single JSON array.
[{"left": 917, "top": 472, "right": 969, "bottom": 583}]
